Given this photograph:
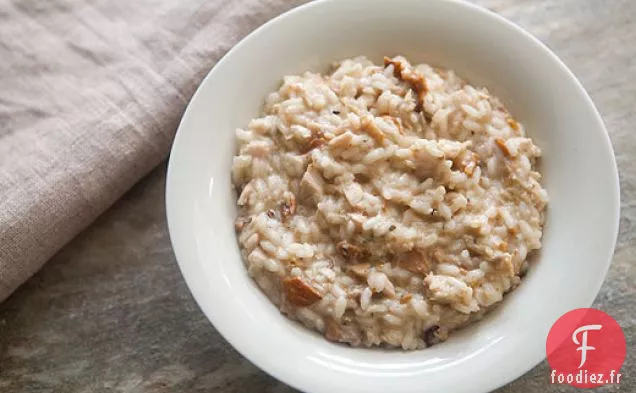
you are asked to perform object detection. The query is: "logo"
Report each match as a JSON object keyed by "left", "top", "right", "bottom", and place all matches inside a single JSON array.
[
  {"left": 572, "top": 324, "right": 602, "bottom": 368},
  {"left": 546, "top": 308, "right": 626, "bottom": 388}
]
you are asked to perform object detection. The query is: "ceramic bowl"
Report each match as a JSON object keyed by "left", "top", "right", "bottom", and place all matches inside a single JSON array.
[{"left": 166, "top": 1, "right": 620, "bottom": 392}]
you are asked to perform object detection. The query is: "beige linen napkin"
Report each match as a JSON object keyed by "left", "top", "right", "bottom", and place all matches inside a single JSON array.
[{"left": 0, "top": 0, "right": 308, "bottom": 302}]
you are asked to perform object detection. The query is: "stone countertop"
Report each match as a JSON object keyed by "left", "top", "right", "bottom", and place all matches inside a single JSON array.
[{"left": 0, "top": 0, "right": 634, "bottom": 392}]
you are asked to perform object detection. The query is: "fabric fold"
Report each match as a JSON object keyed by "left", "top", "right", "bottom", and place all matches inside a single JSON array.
[{"left": 0, "top": 0, "right": 308, "bottom": 302}]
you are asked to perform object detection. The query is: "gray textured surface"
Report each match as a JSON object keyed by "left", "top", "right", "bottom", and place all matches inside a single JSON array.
[{"left": 0, "top": 0, "right": 634, "bottom": 392}]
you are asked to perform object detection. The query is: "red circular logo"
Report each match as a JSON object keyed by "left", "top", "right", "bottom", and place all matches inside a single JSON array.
[{"left": 546, "top": 308, "right": 626, "bottom": 388}]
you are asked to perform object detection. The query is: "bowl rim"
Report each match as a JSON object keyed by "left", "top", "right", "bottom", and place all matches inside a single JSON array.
[{"left": 165, "top": 0, "right": 620, "bottom": 392}]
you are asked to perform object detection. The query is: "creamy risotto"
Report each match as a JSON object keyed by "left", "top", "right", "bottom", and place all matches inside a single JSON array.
[{"left": 231, "top": 56, "right": 548, "bottom": 349}]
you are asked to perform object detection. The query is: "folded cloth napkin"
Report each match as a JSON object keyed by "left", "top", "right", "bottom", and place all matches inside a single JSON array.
[{"left": 0, "top": 0, "right": 308, "bottom": 302}]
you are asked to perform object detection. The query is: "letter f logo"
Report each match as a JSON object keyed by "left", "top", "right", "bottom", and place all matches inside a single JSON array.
[{"left": 572, "top": 324, "right": 602, "bottom": 368}]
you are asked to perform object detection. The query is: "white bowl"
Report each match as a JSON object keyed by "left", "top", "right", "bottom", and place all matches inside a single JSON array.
[{"left": 165, "top": 0, "right": 620, "bottom": 392}]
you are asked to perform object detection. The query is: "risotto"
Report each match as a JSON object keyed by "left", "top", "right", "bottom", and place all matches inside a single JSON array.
[{"left": 231, "top": 56, "right": 548, "bottom": 349}]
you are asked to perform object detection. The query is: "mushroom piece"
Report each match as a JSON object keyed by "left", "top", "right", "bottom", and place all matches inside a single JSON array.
[
  {"left": 325, "top": 318, "right": 362, "bottom": 346},
  {"left": 337, "top": 241, "right": 368, "bottom": 262},
  {"left": 299, "top": 164, "right": 325, "bottom": 204},
  {"left": 282, "top": 277, "right": 323, "bottom": 307},
  {"left": 397, "top": 249, "right": 432, "bottom": 275},
  {"left": 384, "top": 56, "right": 429, "bottom": 113}
]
